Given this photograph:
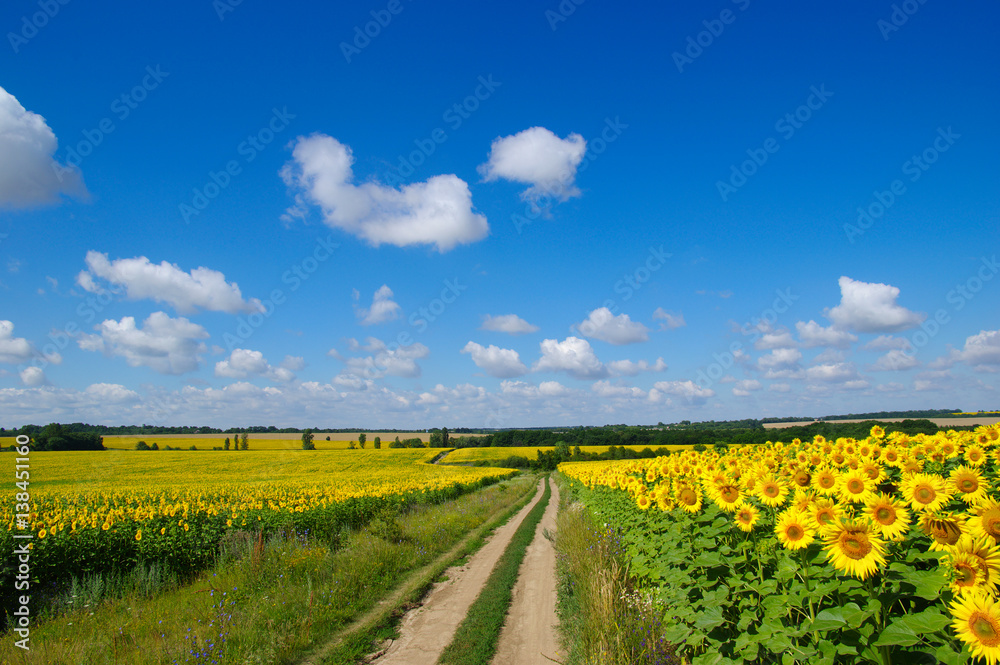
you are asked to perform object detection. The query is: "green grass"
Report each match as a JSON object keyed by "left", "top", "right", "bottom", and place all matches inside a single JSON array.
[
  {"left": 438, "top": 476, "right": 552, "bottom": 665},
  {"left": 553, "top": 474, "right": 680, "bottom": 665},
  {"left": 0, "top": 475, "right": 534, "bottom": 665}
]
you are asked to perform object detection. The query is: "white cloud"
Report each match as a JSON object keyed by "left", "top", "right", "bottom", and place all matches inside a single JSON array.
[
  {"left": 215, "top": 348, "right": 296, "bottom": 383},
  {"left": 825, "top": 276, "right": 924, "bottom": 333},
  {"left": 813, "top": 348, "right": 846, "bottom": 364},
  {"left": 478, "top": 126, "right": 586, "bottom": 203},
  {"left": 769, "top": 383, "right": 791, "bottom": 393},
  {"left": 83, "top": 383, "right": 140, "bottom": 402},
  {"left": 500, "top": 379, "right": 570, "bottom": 399},
  {"left": 653, "top": 308, "right": 686, "bottom": 330},
  {"left": 337, "top": 338, "right": 430, "bottom": 379},
  {"left": 606, "top": 358, "right": 667, "bottom": 376},
  {"left": 0, "top": 86, "right": 87, "bottom": 208},
  {"left": 19, "top": 366, "right": 46, "bottom": 386},
  {"left": 876, "top": 382, "right": 906, "bottom": 393},
  {"left": 77, "top": 312, "right": 209, "bottom": 375},
  {"left": 796, "top": 320, "right": 858, "bottom": 349},
  {"left": 755, "top": 328, "right": 797, "bottom": 350},
  {"left": 757, "top": 348, "right": 803, "bottom": 370},
  {"left": 591, "top": 380, "right": 647, "bottom": 399},
  {"left": 577, "top": 307, "right": 649, "bottom": 345},
  {"left": 652, "top": 380, "right": 715, "bottom": 405},
  {"left": 864, "top": 335, "right": 912, "bottom": 351},
  {"left": 957, "top": 329, "right": 1000, "bottom": 369},
  {"left": 281, "top": 355, "right": 306, "bottom": 371},
  {"left": 534, "top": 336, "right": 607, "bottom": 379},
  {"left": 0, "top": 320, "right": 33, "bottom": 364},
  {"left": 732, "top": 379, "right": 762, "bottom": 397},
  {"left": 281, "top": 134, "right": 488, "bottom": 252},
  {"left": 480, "top": 314, "right": 538, "bottom": 335},
  {"left": 355, "top": 284, "right": 401, "bottom": 325},
  {"left": 805, "top": 362, "right": 860, "bottom": 383},
  {"left": 77, "top": 251, "right": 260, "bottom": 315},
  {"left": 871, "top": 349, "right": 919, "bottom": 371},
  {"left": 461, "top": 341, "right": 528, "bottom": 378}
]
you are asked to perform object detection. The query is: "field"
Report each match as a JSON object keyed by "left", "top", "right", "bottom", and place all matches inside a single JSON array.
[
  {"left": 443, "top": 444, "right": 692, "bottom": 464},
  {"left": 0, "top": 447, "right": 516, "bottom": 645},
  {"left": 98, "top": 431, "right": 487, "bottom": 449},
  {"left": 764, "top": 416, "right": 1000, "bottom": 429},
  {"left": 559, "top": 424, "right": 1000, "bottom": 664}
]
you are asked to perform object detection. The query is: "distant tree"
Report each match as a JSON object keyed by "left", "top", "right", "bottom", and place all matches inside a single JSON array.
[
  {"left": 189, "top": 445, "right": 198, "bottom": 451},
  {"left": 240, "top": 433, "right": 249, "bottom": 450},
  {"left": 135, "top": 440, "right": 150, "bottom": 451},
  {"left": 442, "top": 427, "right": 449, "bottom": 448},
  {"left": 429, "top": 432, "right": 443, "bottom": 448},
  {"left": 326, "top": 436, "right": 331, "bottom": 441},
  {"left": 373, "top": 436, "right": 381, "bottom": 449},
  {"left": 150, "top": 442, "right": 159, "bottom": 451},
  {"left": 348, "top": 441, "right": 357, "bottom": 450},
  {"left": 359, "top": 433, "right": 367, "bottom": 449},
  {"left": 302, "top": 429, "right": 315, "bottom": 450},
  {"left": 223, "top": 437, "right": 230, "bottom": 451},
  {"left": 395, "top": 436, "right": 401, "bottom": 446},
  {"left": 388, "top": 437, "right": 403, "bottom": 449}
]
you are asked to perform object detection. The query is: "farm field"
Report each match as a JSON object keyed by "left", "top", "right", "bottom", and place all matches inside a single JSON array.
[
  {"left": 443, "top": 444, "right": 692, "bottom": 464},
  {"left": 764, "top": 416, "right": 1000, "bottom": 429},
  {"left": 559, "top": 424, "right": 1000, "bottom": 664}
]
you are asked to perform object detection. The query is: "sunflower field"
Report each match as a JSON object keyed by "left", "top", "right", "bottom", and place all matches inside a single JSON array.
[
  {"left": 0, "top": 449, "right": 515, "bottom": 621},
  {"left": 559, "top": 424, "right": 1000, "bottom": 665}
]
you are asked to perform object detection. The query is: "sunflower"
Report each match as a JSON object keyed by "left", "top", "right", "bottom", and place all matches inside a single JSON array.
[
  {"left": 636, "top": 493, "right": 652, "bottom": 510},
  {"left": 901, "top": 473, "right": 952, "bottom": 512},
  {"left": 951, "top": 466, "right": 990, "bottom": 504},
  {"left": 823, "top": 519, "right": 887, "bottom": 580},
  {"left": 838, "top": 469, "right": 876, "bottom": 504},
  {"left": 775, "top": 509, "right": 816, "bottom": 551},
  {"left": 920, "top": 513, "right": 967, "bottom": 551},
  {"left": 951, "top": 535, "right": 1000, "bottom": 594},
  {"left": 950, "top": 591, "right": 1000, "bottom": 665},
  {"left": 712, "top": 484, "right": 744, "bottom": 512},
  {"left": 791, "top": 490, "right": 816, "bottom": 513},
  {"left": 870, "top": 425, "right": 886, "bottom": 440},
  {"left": 160, "top": 527, "right": 166, "bottom": 535},
  {"left": 809, "top": 497, "right": 843, "bottom": 531},
  {"left": 675, "top": 484, "right": 703, "bottom": 513},
  {"left": 755, "top": 475, "right": 789, "bottom": 508},
  {"left": 864, "top": 493, "right": 910, "bottom": 540},
  {"left": 965, "top": 445, "right": 988, "bottom": 468},
  {"left": 812, "top": 468, "right": 839, "bottom": 496},
  {"left": 734, "top": 504, "right": 760, "bottom": 532},
  {"left": 949, "top": 552, "right": 990, "bottom": 596},
  {"left": 135, "top": 529, "right": 142, "bottom": 542},
  {"left": 791, "top": 469, "right": 812, "bottom": 489},
  {"left": 882, "top": 446, "right": 902, "bottom": 467},
  {"left": 38, "top": 529, "right": 46, "bottom": 539},
  {"left": 969, "top": 499, "right": 1000, "bottom": 545},
  {"left": 860, "top": 461, "right": 886, "bottom": 484}
]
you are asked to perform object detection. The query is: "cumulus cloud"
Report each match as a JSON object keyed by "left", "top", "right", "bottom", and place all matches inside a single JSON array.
[
  {"left": 534, "top": 336, "right": 607, "bottom": 379},
  {"left": 591, "top": 380, "right": 647, "bottom": 399},
  {"left": 652, "top": 380, "right": 715, "bottom": 405},
  {"left": 796, "top": 320, "right": 858, "bottom": 349},
  {"left": 0, "top": 320, "right": 34, "bottom": 364},
  {"left": 215, "top": 348, "right": 296, "bottom": 383},
  {"left": 606, "top": 358, "right": 667, "bottom": 376},
  {"left": 825, "top": 277, "right": 924, "bottom": 333},
  {"left": 577, "top": 308, "right": 649, "bottom": 345},
  {"left": 755, "top": 327, "right": 797, "bottom": 350},
  {"left": 83, "top": 383, "right": 140, "bottom": 402},
  {"left": 957, "top": 329, "right": 1000, "bottom": 369},
  {"left": 864, "top": 335, "right": 912, "bottom": 351},
  {"left": 336, "top": 337, "right": 430, "bottom": 379},
  {"left": 77, "top": 251, "right": 260, "bottom": 314},
  {"left": 77, "top": 311, "right": 209, "bottom": 374},
  {"left": 281, "top": 134, "right": 488, "bottom": 252},
  {"left": 0, "top": 86, "right": 87, "bottom": 208},
  {"left": 871, "top": 349, "right": 919, "bottom": 372},
  {"left": 805, "top": 362, "right": 860, "bottom": 383},
  {"left": 19, "top": 366, "right": 46, "bottom": 386},
  {"left": 461, "top": 341, "right": 528, "bottom": 378},
  {"left": 500, "top": 379, "right": 570, "bottom": 399},
  {"left": 281, "top": 355, "right": 305, "bottom": 371},
  {"left": 732, "top": 379, "right": 762, "bottom": 397},
  {"left": 478, "top": 126, "right": 586, "bottom": 203},
  {"left": 355, "top": 285, "right": 401, "bottom": 325},
  {"left": 769, "top": 383, "right": 791, "bottom": 393},
  {"left": 653, "top": 308, "right": 686, "bottom": 330},
  {"left": 757, "top": 348, "right": 803, "bottom": 370},
  {"left": 480, "top": 314, "right": 538, "bottom": 335}
]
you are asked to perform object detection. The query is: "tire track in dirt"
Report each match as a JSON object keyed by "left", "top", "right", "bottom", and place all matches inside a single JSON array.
[
  {"left": 491, "top": 476, "right": 561, "bottom": 665},
  {"left": 373, "top": 478, "right": 548, "bottom": 665}
]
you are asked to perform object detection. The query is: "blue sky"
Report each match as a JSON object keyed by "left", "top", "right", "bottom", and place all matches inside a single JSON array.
[{"left": 0, "top": 0, "right": 997, "bottom": 428}]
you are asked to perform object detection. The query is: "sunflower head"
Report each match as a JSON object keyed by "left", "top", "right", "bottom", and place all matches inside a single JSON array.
[
  {"left": 734, "top": 504, "right": 760, "bottom": 532},
  {"left": 775, "top": 509, "right": 815, "bottom": 551},
  {"left": 950, "top": 591, "right": 1000, "bottom": 664},
  {"left": 823, "top": 519, "right": 887, "bottom": 580},
  {"left": 865, "top": 492, "right": 910, "bottom": 541},
  {"left": 920, "top": 513, "right": 967, "bottom": 551}
]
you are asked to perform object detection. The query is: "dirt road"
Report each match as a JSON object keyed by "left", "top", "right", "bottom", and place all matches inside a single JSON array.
[
  {"left": 491, "top": 476, "right": 561, "bottom": 665},
  {"left": 374, "top": 478, "right": 548, "bottom": 665}
]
